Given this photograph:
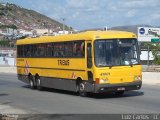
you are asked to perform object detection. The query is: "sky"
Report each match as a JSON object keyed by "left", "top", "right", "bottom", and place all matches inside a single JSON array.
[{"left": 1, "top": 0, "right": 160, "bottom": 30}]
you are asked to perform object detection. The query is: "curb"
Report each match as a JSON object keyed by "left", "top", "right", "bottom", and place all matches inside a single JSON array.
[{"left": 0, "top": 104, "right": 27, "bottom": 114}]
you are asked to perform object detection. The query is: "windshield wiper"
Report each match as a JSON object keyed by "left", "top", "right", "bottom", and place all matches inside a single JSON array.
[
  {"left": 129, "top": 61, "right": 133, "bottom": 67},
  {"left": 109, "top": 63, "right": 113, "bottom": 69}
]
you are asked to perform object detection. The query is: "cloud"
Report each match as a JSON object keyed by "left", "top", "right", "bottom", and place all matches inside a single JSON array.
[
  {"left": 66, "top": 0, "right": 105, "bottom": 10},
  {"left": 126, "top": 10, "right": 137, "bottom": 18},
  {"left": 30, "top": 0, "right": 56, "bottom": 13},
  {"left": 68, "top": 0, "right": 160, "bottom": 29},
  {"left": 152, "top": 14, "right": 160, "bottom": 20},
  {"left": 117, "top": 0, "right": 160, "bottom": 9},
  {"left": 4, "top": 0, "right": 160, "bottom": 30}
]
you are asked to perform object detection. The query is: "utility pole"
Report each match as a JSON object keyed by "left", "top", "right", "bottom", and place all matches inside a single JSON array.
[
  {"left": 62, "top": 18, "right": 65, "bottom": 34},
  {"left": 147, "top": 45, "right": 150, "bottom": 67}
]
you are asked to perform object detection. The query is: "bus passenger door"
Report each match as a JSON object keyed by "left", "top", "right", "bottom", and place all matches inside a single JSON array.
[{"left": 87, "top": 42, "right": 93, "bottom": 84}]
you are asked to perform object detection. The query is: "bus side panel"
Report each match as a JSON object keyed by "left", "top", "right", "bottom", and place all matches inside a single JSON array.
[
  {"left": 41, "top": 77, "right": 77, "bottom": 92},
  {"left": 17, "top": 58, "right": 87, "bottom": 92},
  {"left": 17, "top": 73, "right": 29, "bottom": 84},
  {"left": 17, "top": 58, "right": 87, "bottom": 77}
]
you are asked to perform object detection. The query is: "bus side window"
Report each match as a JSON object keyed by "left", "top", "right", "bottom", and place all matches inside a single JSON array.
[
  {"left": 17, "top": 45, "right": 24, "bottom": 58},
  {"left": 37, "top": 44, "right": 45, "bottom": 57},
  {"left": 64, "top": 42, "right": 73, "bottom": 57},
  {"left": 54, "top": 43, "right": 64, "bottom": 57},
  {"left": 31, "top": 45, "right": 37, "bottom": 57},
  {"left": 46, "top": 43, "right": 53, "bottom": 57},
  {"left": 73, "top": 41, "right": 85, "bottom": 57},
  {"left": 24, "top": 45, "right": 31, "bottom": 57}
]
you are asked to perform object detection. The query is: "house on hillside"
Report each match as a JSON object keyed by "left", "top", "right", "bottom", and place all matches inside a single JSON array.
[
  {"left": 34, "top": 29, "right": 54, "bottom": 35},
  {"left": 19, "top": 29, "right": 33, "bottom": 36},
  {"left": 0, "top": 3, "right": 7, "bottom": 6}
]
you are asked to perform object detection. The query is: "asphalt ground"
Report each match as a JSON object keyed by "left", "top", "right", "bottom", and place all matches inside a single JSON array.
[{"left": 0, "top": 73, "right": 160, "bottom": 115}]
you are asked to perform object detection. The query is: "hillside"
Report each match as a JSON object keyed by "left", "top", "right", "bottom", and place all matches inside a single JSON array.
[
  {"left": 0, "top": 3, "right": 70, "bottom": 31},
  {"left": 110, "top": 25, "right": 156, "bottom": 35}
]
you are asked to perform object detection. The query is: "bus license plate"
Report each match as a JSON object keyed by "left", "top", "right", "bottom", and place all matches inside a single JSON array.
[{"left": 117, "top": 87, "right": 125, "bottom": 91}]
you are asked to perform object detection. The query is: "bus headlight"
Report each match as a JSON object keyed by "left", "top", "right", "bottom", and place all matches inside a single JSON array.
[
  {"left": 96, "top": 78, "right": 109, "bottom": 84},
  {"left": 134, "top": 76, "right": 142, "bottom": 81},
  {"left": 100, "top": 79, "right": 108, "bottom": 83}
]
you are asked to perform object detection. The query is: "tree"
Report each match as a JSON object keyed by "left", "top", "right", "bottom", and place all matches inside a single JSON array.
[
  {"left": 0, "top": 40, "right": 10, "bottom": 47},
  {"left": 144, "top": 42, "right": 160, "bottom": 65},
  {"left": 10, "top": 24, "right": 17, "bottom": 29},
  {"left": 0, "top": 12, "right": 5, "bottom": 16},
  {"left": 151, "top": 44, "right": 160, "bottom": 65}
]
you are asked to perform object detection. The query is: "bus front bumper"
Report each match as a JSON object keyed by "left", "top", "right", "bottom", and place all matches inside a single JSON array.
[{"left": 86, "top": 81, "right": 142, "bottom": 93}]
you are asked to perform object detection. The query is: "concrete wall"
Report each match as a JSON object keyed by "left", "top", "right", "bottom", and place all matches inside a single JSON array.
[
  {"left": 0, "top": 57, "right": 16, "bottom": 66},
  {"left": 0, "top": 66, "right": 16, "bottom": 73}
]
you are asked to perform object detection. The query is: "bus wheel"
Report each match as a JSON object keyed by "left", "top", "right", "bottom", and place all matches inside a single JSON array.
[
  {"left": 36, "top": 78, "right": 42, "bottom": 90},
  {"left": 115, "top": 91, "right": 124, "bottom": 96},
  {"left": 29, "top": 79, "right": 35, "bottom": 89},
  {"left": 29, "top": 76, "right": 35, "bottom": 89},
  {"left": 78, "top": 81, "right": 87, "bottom": 97}
]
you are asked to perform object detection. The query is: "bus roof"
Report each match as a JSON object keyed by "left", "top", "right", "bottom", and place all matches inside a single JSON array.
[{"left": 16, "top": 30, "right": 136, "bottom": 45}]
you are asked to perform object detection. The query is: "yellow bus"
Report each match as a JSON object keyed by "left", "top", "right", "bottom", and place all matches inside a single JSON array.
[{"left": 16, "top": 31, "right": 142, "bottom": 96}]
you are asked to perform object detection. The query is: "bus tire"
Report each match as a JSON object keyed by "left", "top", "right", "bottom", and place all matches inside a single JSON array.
[
  {"left": 115, "top": 91, "right": 124, "bottom": 96},
  {"left": 36, "top": 78, "right": 43, "bottom": 91},
  {"left": 78, "top": 81, "right": 87, "bottom": 97},
  {"left": 29, "top": 75, "right": 35, "bottom": 89}
]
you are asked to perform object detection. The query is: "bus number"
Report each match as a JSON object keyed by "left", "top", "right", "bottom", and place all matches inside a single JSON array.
[
  {"left": 100, "top": 72, "right": 110, "bottom": 76},
  {"left": 58, "top": 60, "right": 69, "bottom": 66}
]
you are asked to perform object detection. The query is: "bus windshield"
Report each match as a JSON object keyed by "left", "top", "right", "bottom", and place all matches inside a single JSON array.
[{"left": 94, "top": 39, "right": 140, "bottom": 67}]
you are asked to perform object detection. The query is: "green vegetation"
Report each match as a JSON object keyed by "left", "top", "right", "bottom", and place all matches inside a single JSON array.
[
  {"left": 0, "top": 11, "right": 5, "bottom": 16},
  {"left": 0, "top": 24, "right": 17, "bottom": 29},
  {"left": 144, "top": 42, "right": 160, "bottom": 65},
  {"left": 0, "top": 39, "right": 15, "bottom": 48},
  {"left": 0, "top": 40, "right": 10, "bottom": 47}
]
